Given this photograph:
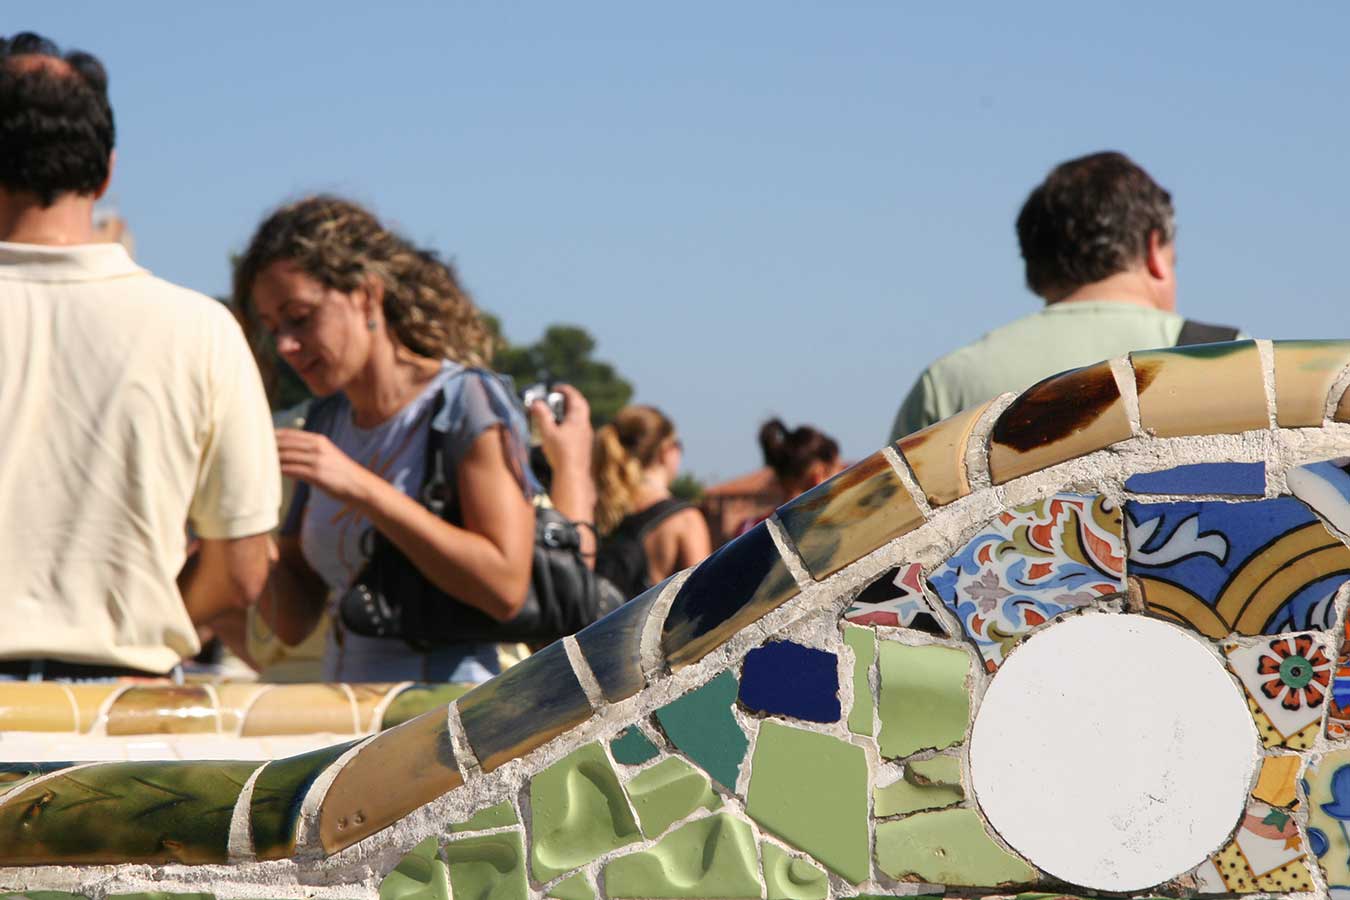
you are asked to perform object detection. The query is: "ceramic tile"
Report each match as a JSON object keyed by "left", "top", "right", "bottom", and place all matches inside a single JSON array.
[
  {"left": 842, "top": 625, "right": 875, "bottom": 737},
  {"left": 1193, "top": 800, "right": 1313, "bottom": 893},
  {"left": 0, "top": 759, "right": 259, "bottom": 865},
  {"left": 65, "top": 683, "right": 122, "bottom": 733},
  {"left": 105, "top": 894, "right": 213, "bottom": 900},
  {"left": 661, "top": 524, "right": 800, "bottom": 670},
  {"left": 988, "top": 360, "right": 1133, "bottom": 485},
  {"left": 379, "top": 837, "right": 450, "bottom": 900},
  {"left": 380, "top": 684, "right": 474, "bottom": 730},
  {"left": 877, "top": 641, "right": 970, "bottom": 759},
  {"left": 0, "top": 761, "right": 76, "bottom": 796},
  {"left": 1132, "top": 341, "right": 1267, "bottom": 438},
  {"left": 1226, "top": 635, "right": 1331, "bottom": 749},
  {"left": 545, "top": 874, "right": 594, "bottom": 900},
  {"left": 627, "top": 756, "right": 721, "bottom": 837},
  {"left": 451, "top": 801, "right": 518, "bottom": 833},
  {"left": 241, "top": 684, "right": 356, "bottom": 736},
  {"left": 457, "top": 640, "right": 592, "bottom": 773},
  {"left": 1288, "top": 458, "right": 1350, "bottom": 538},
  {"left": 603, "top": 813, "right": 763, "bottom": 899},
  {"left": 1330, "top": 616, "right": 1350, "bottom": 740},
  {"left": 896, "top": 400, "right": 991, "bottom": 506},
  {"left": 930, "top": 493, "right": 1125, "bottom": 670},
  {"left": 1273, "top": 340, "right": 1350, "bottom": 427},
  {"left": 528, "top": 742, "right": 641, "bottom": 881},
  {"left": 1305, "top": 747, "right": 1350, "bottom": 895},
  {"left": 213, "top": 683, "right": 269, "bottom": 734},
  {"left": 875, "top": 807, "right": 1036, "bottom": 886},
  {"left": 1251, "top": 756, "right": 1301, "bottom": 808},
  {"left": 319, "top": 708, "right": 462, "bottom": 854},
  {"left": 653, "top": 671, "right": 747, "bottom": 791},
  {"left": 843, "top": 563, "right": 946, "bottom": 633},
  {"left": 1124, "top": 462, "right": 1266, "bottom": 497},
  {"left": 0, "top": 682, "right": 77, "bottom": 731},
  {"left": 250, "top": 740, "right": 358, "bottom": 861},
  {"left": 350, "top": 684, "right": 398, "bottom": 733},
  {"left": 443, "top": 830, "right": 528, "bottom": 900},
  {"left": 738, "top": 642, "right": 840, "bottom": 723},
  {"left": 761, "top": 842, "right": 828, "bottom": 900},
  {"left": 576, "top": 578, "right": 666, "bottom": 702},
  {"left": 745, "top": 721, "right": 869, "bottom": 884},
  {"left": 1339, "top": 386, "right": 1350, "bottom": 423},
  {"left": 777, "top": 451, "right": 925, "bottom": 581},
  {"left": 1127, "top": 497, "right": 1350, "bottom": 637},
  {"left": 874, "top": 755, "right": 964, "bottom": 817},
  {"left": 104, "top": 686, "right": 217, "bottom": 736},
  {"left": 610, "top": 727, "right": 659, "bottom": 766}
]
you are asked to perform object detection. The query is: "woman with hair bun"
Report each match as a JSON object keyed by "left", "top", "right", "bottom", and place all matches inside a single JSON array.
[
  {"left": 593, "top": 406, "right": 711, "bottom": 600},
  {"left": 736, "top": 419, "right": 843, "bottom": 536}
]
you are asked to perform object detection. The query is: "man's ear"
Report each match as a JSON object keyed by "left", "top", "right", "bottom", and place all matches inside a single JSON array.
[
  {"left": 1144, "top": 229, "right": 1172, "bottom": 280},
  {"left": 95, "top": 150, "right": 115, "bottom": 200}
]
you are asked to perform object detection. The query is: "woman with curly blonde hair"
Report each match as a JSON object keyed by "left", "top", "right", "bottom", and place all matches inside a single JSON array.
[{"left": 235, "top": 195, "right": 590, "bottom": 682}]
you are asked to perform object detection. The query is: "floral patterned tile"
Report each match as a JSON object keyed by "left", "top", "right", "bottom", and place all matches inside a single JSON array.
[
  {"left": 1331, "top": 616, "right": 1350, "bottom": 741},
  {"left": 843, "top": 564, "right": 946, "bottom": 634},
  {"left": 1306, "top": 747, "right": 1350, "bottom": 895},
  {"left": 1226, "top": 635, "right": 1331, "bottom": 750},
  {"left": 928, "top": 493, "right": 1125, "bottom": 670},
  {"left": 1127, "top": 497, "right": 1350, "bottom": 638},
  {"left": 1191, "top": 800, "right": 1314, "bottom": 893}
]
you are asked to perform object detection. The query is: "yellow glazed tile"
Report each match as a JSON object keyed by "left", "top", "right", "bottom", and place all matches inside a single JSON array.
[
  {"left": 0, "top": 683, "right": 77, "bottom": 731},
  {"left": 777, "top": 450, "right": 924, "bottom": 581},
  {"left": 1273, "top": 340, "right": 1350, "bottom": 427},
  {"left": 1251, "top": 756, "right": 1301, "bottom": 808},
  {"left": 66, "top": 684, "right": 123, "bottom": 733},
  {"left": 214, "top": 683, "right": 270, "bottom": 734},
  {"left": 1338, "top": 385, "right": 1350, "bottom": 423},
  {"left": 896, "top": 400, "right": 991, "bottom": 507},
  {"left": 318, "top": 708, "right": 463, "bottom": 854},
  {"left": 105, "top": 686, "right": 217, "bottom": 736},
  {"left": 241, "top": 684, "right": 357, "bottom": 736},
  {"left": 1132, "top": 341, "right": 1267, "bottom": 437},
  {"left": 988, "top": 360, "right": 1132, "bottom": 485}
]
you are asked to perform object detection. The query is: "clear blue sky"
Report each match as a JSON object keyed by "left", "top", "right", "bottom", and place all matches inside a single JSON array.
[{"left": 18, "top": 3, "right": 1350, "bottom": 480}]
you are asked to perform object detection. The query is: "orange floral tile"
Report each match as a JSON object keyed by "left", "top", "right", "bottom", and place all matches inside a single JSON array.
[
  {"left": 896, "top": 400, "right": 992, "bottom": 506},
  {"left": 1273, "top": 340, "right": 1350, "bottom": 427},
  {"left": 1132, "top": 341, "right": 1267, "bottom": 437}
]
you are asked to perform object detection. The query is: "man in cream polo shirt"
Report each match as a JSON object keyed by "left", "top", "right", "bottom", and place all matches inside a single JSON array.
[{"left": 0, "top": 33, "right": 280, "bottom": 679}]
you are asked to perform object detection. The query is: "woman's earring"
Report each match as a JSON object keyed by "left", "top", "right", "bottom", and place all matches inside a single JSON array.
[{"left": 367, "top": 319, "right": 377, "bottom": 332}]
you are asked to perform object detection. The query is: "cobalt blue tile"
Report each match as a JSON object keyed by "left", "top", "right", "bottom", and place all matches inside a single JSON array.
[
  {"left": 661, "top": 523, "right": 799, "bottom": 670},
  {"left": 738, "top": 641, "right": 840, "bottom": 723},
  {"left": 1126, "top": 496, "right": 1350, "bottom": 638},
  {"left": 1124, "top": 462, "right": 1265, "bottom": 496},
  {"left": 576, "top": 578, "right": 668, "bottom": 703},
  {"left": 654, "top": 671, "right": 747, "bottom": 791}
]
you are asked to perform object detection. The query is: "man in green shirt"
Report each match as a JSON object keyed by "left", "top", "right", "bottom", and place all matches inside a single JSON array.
[{"left": 889, "top": 151, "right": 1239, "bottom": 441}]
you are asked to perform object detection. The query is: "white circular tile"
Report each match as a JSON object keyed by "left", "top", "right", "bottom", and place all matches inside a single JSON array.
[{"left": 969, "top": 613, "right": 1258, "bottom": 892}]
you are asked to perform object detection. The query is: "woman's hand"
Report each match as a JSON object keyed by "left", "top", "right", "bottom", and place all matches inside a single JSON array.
[
  {"left": 275, "top": 428, "right": 375, "bottom": 505},
  {"left": 531, "top": 383, "right": 593, "bottom": 477}
]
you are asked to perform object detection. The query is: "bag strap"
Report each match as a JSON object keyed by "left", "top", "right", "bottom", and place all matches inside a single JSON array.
[
  {"left": 279, "top": 393, "right": 346, "bottom": 534},
  {"left": 629, "top": 497, "right": 693, "bottom": 539},
  {"left": 1175, "top": 319, "right": 1240, "bottom": 346}
]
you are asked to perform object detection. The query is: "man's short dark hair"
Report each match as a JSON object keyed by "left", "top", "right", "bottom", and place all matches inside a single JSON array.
[
  {"left": 1015, "top": 151, "right": 1175, "bottom": 301},
  {"left": 0, "top": 32, "right": 114, "bottom": 206}
]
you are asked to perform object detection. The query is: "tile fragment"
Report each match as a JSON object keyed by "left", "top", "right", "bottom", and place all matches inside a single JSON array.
[
  {"left": 761, "top": 842, "right": 828, "bottom": 900},
  {"left": 896, "top": 400, "right": 991, "bottom": 506},
  {"left": 528, "top": 742, "right": 641, "bottom": 882},
  {"left": 654, "top": 671, "right": 747, "bottom": 791},
  {"left": 842, "top": 625, "right": 875, "bottom": 737},
  {"left": 738, "top": 641, "right": 840, "bottom": 723},
  {"left": 626, "top": 756, "right": 721, "bottom": 837},
  {"left": 1124, "top": 462, "right": 1265, "bottom": 496},
  {"left": 1132, "top": 341, "right": 1267, "bottom": 437},
  {"left": 603, "top": 813, "right": 763, "bottom": 899},
  {"left": 444, "top": 830, "right": 528, "bottom": 900},
  {"left": 875, "top": 807, "right": 1036, "bottom": 886},
  {"left": 877, "top": 642, "right": 970, "bottom": 759}
]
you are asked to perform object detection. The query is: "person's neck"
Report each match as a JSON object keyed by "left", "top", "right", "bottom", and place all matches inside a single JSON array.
[
  {"left": 0, "top": 190, "right": 99, "bottom": 245},
  {"left": 633, "top": 467, "right": 673, "bottom": 507},
  {"left": 1047, "top": 268, "right": 1172, "bottom": 312},
  {"left": 344, "top": 346, "right": 443, "bottom": 428}
]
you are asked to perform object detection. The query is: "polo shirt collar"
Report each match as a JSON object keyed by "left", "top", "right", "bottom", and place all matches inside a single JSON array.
[{"left": 0, "top": 241, "right": 144, "bottom": 281}]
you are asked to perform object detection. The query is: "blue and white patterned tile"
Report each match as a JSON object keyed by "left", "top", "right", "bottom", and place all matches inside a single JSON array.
[{"left": 1288, "top": 458, "right": 1350, "bottom": 537}]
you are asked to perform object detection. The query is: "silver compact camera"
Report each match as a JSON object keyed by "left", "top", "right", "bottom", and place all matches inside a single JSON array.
[{"left": 521, "top": 381, "right": 566, "bottom": 424}]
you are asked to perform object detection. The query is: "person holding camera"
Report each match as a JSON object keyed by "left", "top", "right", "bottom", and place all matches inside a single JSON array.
[{"left": 236, "top": 195, "right": 595, "bottom": 683}]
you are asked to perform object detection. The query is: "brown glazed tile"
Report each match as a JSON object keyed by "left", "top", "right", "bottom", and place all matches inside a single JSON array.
[
  {"left": 0, "top": 682, "right": 77, "bottom": 731},
  {"left": 1274, "top": 340, "right": 1350, "bottom": 427},
  {"left": 251, "top": 740, "right": 358, "bottom": 861},
  {"left": 0, "top": 759, "right": 260, "bottom": 865},
  {"left": 105, "top": 686, "right": 217, "bottom": 736},
  {"left": 457, "top": 640, "right": 593, "bottom": 773},
  {"left": 988, "top": 360, "right": 1133, "bottom": 485},
  {"left": 241, "top": 684, "right": 358, "bottom": 736},
  {"left": 897, "top": 400, "right": 992, "bottom": 506},
  {"left": 576, "top": 579, "right": 667, "bottom": 702},
  {"left": 1133, "top": 341, "right": 1268, "bottom": 437},
  {"left": 67, "top": 683, "right": 123, "bottom": 732},
  {"left": 1337, "top": 380, "right": 1350, "bottom": 423},
  {"left": 777, "top": 451, "right": 924, "bottom": 581},
  {"left": 214, "top": 683, "right": 270, "bottom": 734},
  {"left": 319, "top": 707, "right": 463, "bottom": 854}
]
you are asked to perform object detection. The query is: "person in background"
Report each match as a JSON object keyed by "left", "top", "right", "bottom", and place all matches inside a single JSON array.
[
  {"left": 889, "top": 150, "right": 1243, "bottom": 440},
  {"left": 594, "top": 406, "right": 711, "bottom": 599},
  {"left": 735, "top": 419, "right": 843, "bottom": 536},
  {"left": 0, "top": 33, "right": 280, "bottom": 681}
]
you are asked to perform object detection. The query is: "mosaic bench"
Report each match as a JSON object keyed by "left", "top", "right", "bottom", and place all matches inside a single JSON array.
[{"left": 6, "top": 339, "right": 1350, "bottom": 900}]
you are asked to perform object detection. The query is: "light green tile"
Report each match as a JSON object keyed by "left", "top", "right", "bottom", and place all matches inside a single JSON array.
[
  {"left": 874, "top": 755, "right": 964, "bottom": 816},
  {"left": 529, "top": 742, "right": 641, "bottom": 881},
  {"left": 604, "top": 813, "right": 762, "bottom": 898},
  {"left": 627, "top": 756, "right": 721, "bottom": 837},
  {"left": 877, "top": 641, "right": 970, "bottom": 758},
  {"left": 451, "top": 801, "right": 518, "bottom": 833},
  {"left": 379, "top": 837, "right": 450, "bottom": 900},
  {"left": 610, "top": 727, "right": 660, "bottom": 766},
  {"left": 444, "top": 831, "right": 528, "bottom": 900},
  {"left": 745, "top": 721, "right": 869, "bottom": 884},
  {"left": 762, "top": 843, "right": 828, "bottom": 900},
  {"left": 544, "top": 874, "right": 595, "bottom": 900},
  {"left": 876, "top": 808, "right": 1035, "bottom": 886},
  {"left": 843, "top": 625, "right": 875, "bottom": 736}
]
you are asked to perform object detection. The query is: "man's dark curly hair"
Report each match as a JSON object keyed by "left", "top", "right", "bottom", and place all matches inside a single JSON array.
[
  {"left": 0, "top": 32, "right": 115, "bottom": 206},
  {"left": 1016, "top": 151, "right": 1175, "bottom": 301}
]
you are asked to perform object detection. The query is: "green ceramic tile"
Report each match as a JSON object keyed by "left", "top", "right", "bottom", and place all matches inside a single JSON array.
[
  {"left": 2, "top": 894, "right": 91, "bottom": 900},
  {"left": 877, "top": 641, "right": 970, "bottom": 759},
  {"left": 610, "top": 727, "right": 660, "bottom": 765},
  {"left": 762, "top": 843, "right": 828, "bottom": 900},
  {"left": 451, "top": 801, "right": 518, "bottom": 833},
  {"left": 545, "top": 874, "right": 594, "bottom": 900},
  {"left": 379, "top": 837, "right": 450, "bottom": 900},
  {"left": 529, "top": 742, "right": 641, "bottom": 882},
  {"left": 380, "top": 684, "right": 474, "bottom": 730},
  {"left": 250, "top": 740, "right": 358, "bottom": 861},
  {"left": 604, "top": 813, "right": 763, "bottom": 899},
  {"left": 843, "top": 625, "right": 875, "bottom": 736},
  {"left": 745, "top": 721, "right": 869, "bottom": 884},
  {"left": 0, "top": 761, "right": 75, "bottom": 796},
  {"left": 105, "top": 894, "right": 214, "bottom": 900},
  {"left": 627, "top": 756, "right": 721, "bottom": 837},
  {"left": 0, "top": 760, "right": 260, "bottom": 865},
  {"left": 444, "top": 831, "right": 528, "bottom": 900},
  {"left": 874, "top": 756, "right": 964, "bottom": 816},
  {"left": 875, "top": 807, "right": 1035, "bottom": 886},
  {"left": 653, "top": 671, "right": 747, "bottom": 791}
]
